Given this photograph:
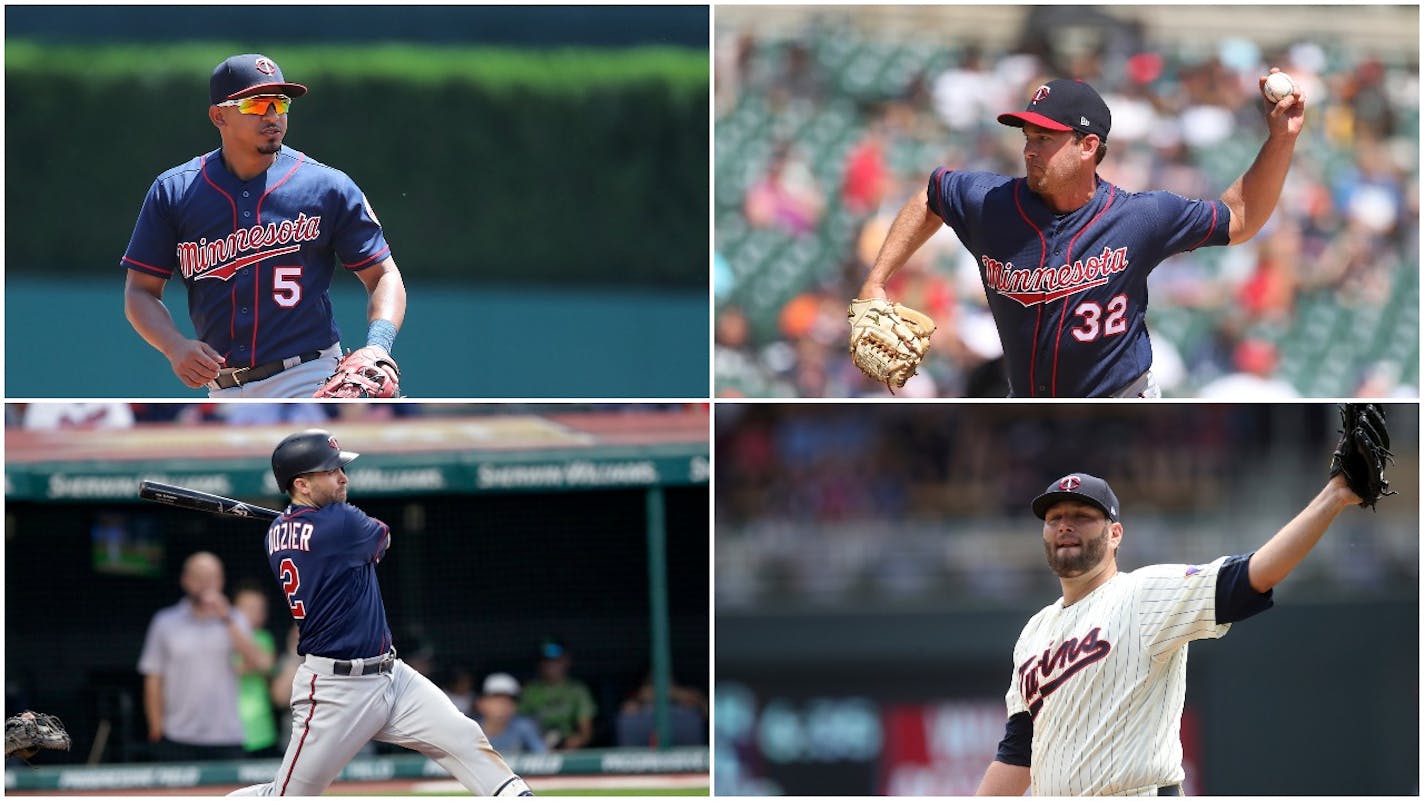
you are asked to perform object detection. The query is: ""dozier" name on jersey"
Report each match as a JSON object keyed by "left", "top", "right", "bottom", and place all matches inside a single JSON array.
[
  {"left": 177, "top": 213, "right": 323, "bottom": 282},
  {"left": 983, "top": 246, "right": 1130, "bottom": 307},
  {"left": 268, "top": 520, "right": 315, "bottom": 554}
]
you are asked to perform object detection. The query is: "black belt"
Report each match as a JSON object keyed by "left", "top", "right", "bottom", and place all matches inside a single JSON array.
[
  {"left": 211, "top": 350, "right": 323, "bottom": 390},
  {"left": 333, "top": 652, "right": 396, "bottom": 676},
  {"left": 1158, "top": 784, "right": 1182, "bottom": 796}
]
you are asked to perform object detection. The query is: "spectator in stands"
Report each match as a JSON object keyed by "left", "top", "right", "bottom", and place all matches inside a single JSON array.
[
  {"left": 232, "top": 584, "right": 279, "bottom": 758},
  {"left": 616, "top": 672, "right": 709, "bottom": 747},
  {"left": 138, "top": 551, "right": 266, "bottom": 761},
  {"left": 743, "top": 142, "right": 824, "bottom": 237},
  {"left": 473, "top": 673, "right": 547, "bottom": 755},
  {"left": 443, "top": 666, "right": 478, "bottom": 717},
  {"left": 520, "top": 638, "right": 597, "bottom": 750},
  {"left": 1198, "top": 338, "right": 1300, "bottom": 398}
]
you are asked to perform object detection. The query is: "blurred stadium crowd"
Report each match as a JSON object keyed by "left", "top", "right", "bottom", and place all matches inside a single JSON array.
[
  {"left": 714, "top": 6, "right": 1419, "bottom": 397},
  {"left": 715, "top": 404, "right": 1419, "bottom": 608}
]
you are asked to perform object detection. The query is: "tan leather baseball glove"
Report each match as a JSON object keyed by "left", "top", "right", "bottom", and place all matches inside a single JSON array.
[{"left": 847, "top": 297, "right": 936, "bottom": 393}]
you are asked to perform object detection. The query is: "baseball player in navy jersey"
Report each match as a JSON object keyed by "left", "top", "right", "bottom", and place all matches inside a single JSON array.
[
  {"left": 857, "top": 70, "right": 1304, "bottom": 397},
  {"left": 975, "top": 471, "right": 1364, "bottom": 796},
  {"left": 123, "top": 54, "right": 406, "bottom": 397},
  {"left": 230, "top": 430, "right": 533, "bottom": 797}
]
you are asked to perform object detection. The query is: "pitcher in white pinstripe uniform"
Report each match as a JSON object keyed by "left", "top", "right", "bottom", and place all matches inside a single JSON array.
[{"left": 976, "top": 471, "right": 1363, "bottom": 796}]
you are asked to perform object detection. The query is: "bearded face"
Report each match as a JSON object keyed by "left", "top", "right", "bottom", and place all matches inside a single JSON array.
[{"left": 1041, "top": 502, "right": 1115, "bottom": 578}]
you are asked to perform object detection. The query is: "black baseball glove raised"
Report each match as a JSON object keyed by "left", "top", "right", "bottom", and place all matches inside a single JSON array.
[
  {"left": 1330, "top": 403, "right": 1396, "bottom": 510},
  {"left": 5, "top": 711, "right": 70, "bottom": 760}
]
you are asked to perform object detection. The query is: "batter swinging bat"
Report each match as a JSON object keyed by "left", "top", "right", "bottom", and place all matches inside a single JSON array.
[{"left": 137, "top": 480, "right": 280, "bottom": 521}]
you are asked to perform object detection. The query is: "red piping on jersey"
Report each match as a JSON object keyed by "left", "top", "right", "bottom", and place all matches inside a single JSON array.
[
  {"left": 928, "top": 166, "right": 947, "bottom": 218},
  {"left": 256, "top": 153, "right": 306, "bottom": 225},
  {"left": 281, "top": 672, "right": 319, "bottom": 795},
  {"left": 1011, "top": 180, "right": 1049, "bottom": 397},
  {"left": 370, "top": 522, "right": 390, "bottom": 564},
  {"left": 252, "top": 264, "right": 262, "bottom": 364},
  {"left": 122, "top": 256, "right": 173, "bottom": 278},
  {"left": 344, "top": 245, "right": 391, "bottom": 271},
  {"left": 229, "top": 283, "right": 239, "bottom": 365},
  {"left": 199, "top": 156, "right": 239, "bottom": 232},
  {"left": 1050, "top": 183, "right": 1117, "bottom": 396},
  {"left": 1186, "top": 201, "right": 1219, "bottom": 251}
]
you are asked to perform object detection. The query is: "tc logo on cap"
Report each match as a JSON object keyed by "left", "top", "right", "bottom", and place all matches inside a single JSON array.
[
  {"left": 1058, "top": 475, "right": 1082, "bottom": 490},
  {"left": 328, "top": 436, "right": 341, "bottom": 451},
  {"left": 1031, "top": 85, "right": 1051, "bottom": 103},
  {"left": 254, "top": 57, "right": 278, "bottom": 76}
]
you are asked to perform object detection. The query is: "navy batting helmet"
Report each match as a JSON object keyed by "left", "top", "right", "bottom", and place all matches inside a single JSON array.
[{"left": 272, "top": 429, "right": 359, "bottom": 492}]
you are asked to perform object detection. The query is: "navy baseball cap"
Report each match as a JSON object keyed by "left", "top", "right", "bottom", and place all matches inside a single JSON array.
[
  {"left": 210, "top": 54, "right": 308, "bottom": 104},
  {"left": 1032, "top": 473, "right": 1120, "bottom": 521},
  {"left": 998, "top": 79, "right": 1111, "bottom": 141}
]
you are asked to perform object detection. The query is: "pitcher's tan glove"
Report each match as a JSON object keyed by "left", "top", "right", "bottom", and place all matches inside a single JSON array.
[{"left": 847, "top": 298, "right": 936, "bottom": 393}]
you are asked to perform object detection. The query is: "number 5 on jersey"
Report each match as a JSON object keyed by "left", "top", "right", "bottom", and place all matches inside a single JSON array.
[
  {"left": 280, "top": 557, "right": 306, "bottom": 618},
  {"left": 273, "top": 266, "right": 304, "bottom": 308}
]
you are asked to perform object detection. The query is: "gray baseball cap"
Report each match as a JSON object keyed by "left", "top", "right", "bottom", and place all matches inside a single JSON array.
[{"left": 1032, "top": 473, "right": 1119, "bottom": 521}]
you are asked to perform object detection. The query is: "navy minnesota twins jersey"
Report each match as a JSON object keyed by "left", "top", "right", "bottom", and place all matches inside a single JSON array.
[
  {"left": 122, "top": 147, "right": 391, "bottom": 368},
  {"left": 266, "top": 502, "right": 392, "bottom": 660},
  {"left": 928, "top": 169, "right": 1230, "bottom": 397}
]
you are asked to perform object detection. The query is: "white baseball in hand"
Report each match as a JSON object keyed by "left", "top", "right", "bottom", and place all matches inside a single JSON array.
[{"left": 1262, "top": 71, "right": 1296, "bottom": 104}]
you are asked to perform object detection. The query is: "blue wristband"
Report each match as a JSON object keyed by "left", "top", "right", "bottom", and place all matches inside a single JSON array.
[{"left": 366, "top": 319, "right": 398, "bottom": 354}]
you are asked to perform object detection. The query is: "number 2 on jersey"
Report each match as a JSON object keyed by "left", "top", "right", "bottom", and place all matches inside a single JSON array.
[
  {"left": 1071, "top": 294, "right": 1128, "bottom": 342},
  {"left": 279, "top": 557, "right": 307, "bottom": 619}
]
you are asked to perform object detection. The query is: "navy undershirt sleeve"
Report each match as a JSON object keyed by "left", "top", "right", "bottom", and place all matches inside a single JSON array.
[
  {"left": 1216, "top": 552, "right": 1275, "bottom": 624},
  {"left": 994, "top": 711, "right": 1033, "bottom": 767}
]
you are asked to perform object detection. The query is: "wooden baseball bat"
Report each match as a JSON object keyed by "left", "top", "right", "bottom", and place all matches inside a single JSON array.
[{"left": 137, "top": 480, "right": 281, "bottom": 522}]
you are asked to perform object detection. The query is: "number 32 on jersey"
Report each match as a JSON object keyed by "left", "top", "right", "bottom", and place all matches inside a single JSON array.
[{"left": 1071, "top": 294, "right": 1128, "bottom": 342}]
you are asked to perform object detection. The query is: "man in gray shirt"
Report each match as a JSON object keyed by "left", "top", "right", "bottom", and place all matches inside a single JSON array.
[{"left": 138, "top": 551, "right": 266, "bottom": 761}]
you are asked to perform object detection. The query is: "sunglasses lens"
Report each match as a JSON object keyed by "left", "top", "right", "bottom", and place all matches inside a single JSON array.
[{"left": 238, "top": 96, "right": 290, "bottom": 115}]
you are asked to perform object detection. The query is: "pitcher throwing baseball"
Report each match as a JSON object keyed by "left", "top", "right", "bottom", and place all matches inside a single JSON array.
[
  {"left": 230, "top": 430, "right": 532, "bottom": 796},
  {"left": 122, "top": 53, "right": 405, "bottom": 398},
  {"left": 853, "top": 69, "right": 1303, "bottom": 397},
  {"left": 977, "top": 407, "right": 1394, "bottom": 795}
]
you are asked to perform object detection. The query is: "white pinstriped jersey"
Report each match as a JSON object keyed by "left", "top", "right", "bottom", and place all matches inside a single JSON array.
[{"left": 1006, "top": 557, "right": 1233, "bottom": 796}]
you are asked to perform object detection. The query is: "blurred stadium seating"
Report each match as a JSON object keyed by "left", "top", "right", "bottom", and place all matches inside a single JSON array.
[{"left": 714, "top": 6, "right": 1419, "bottom": 397}]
